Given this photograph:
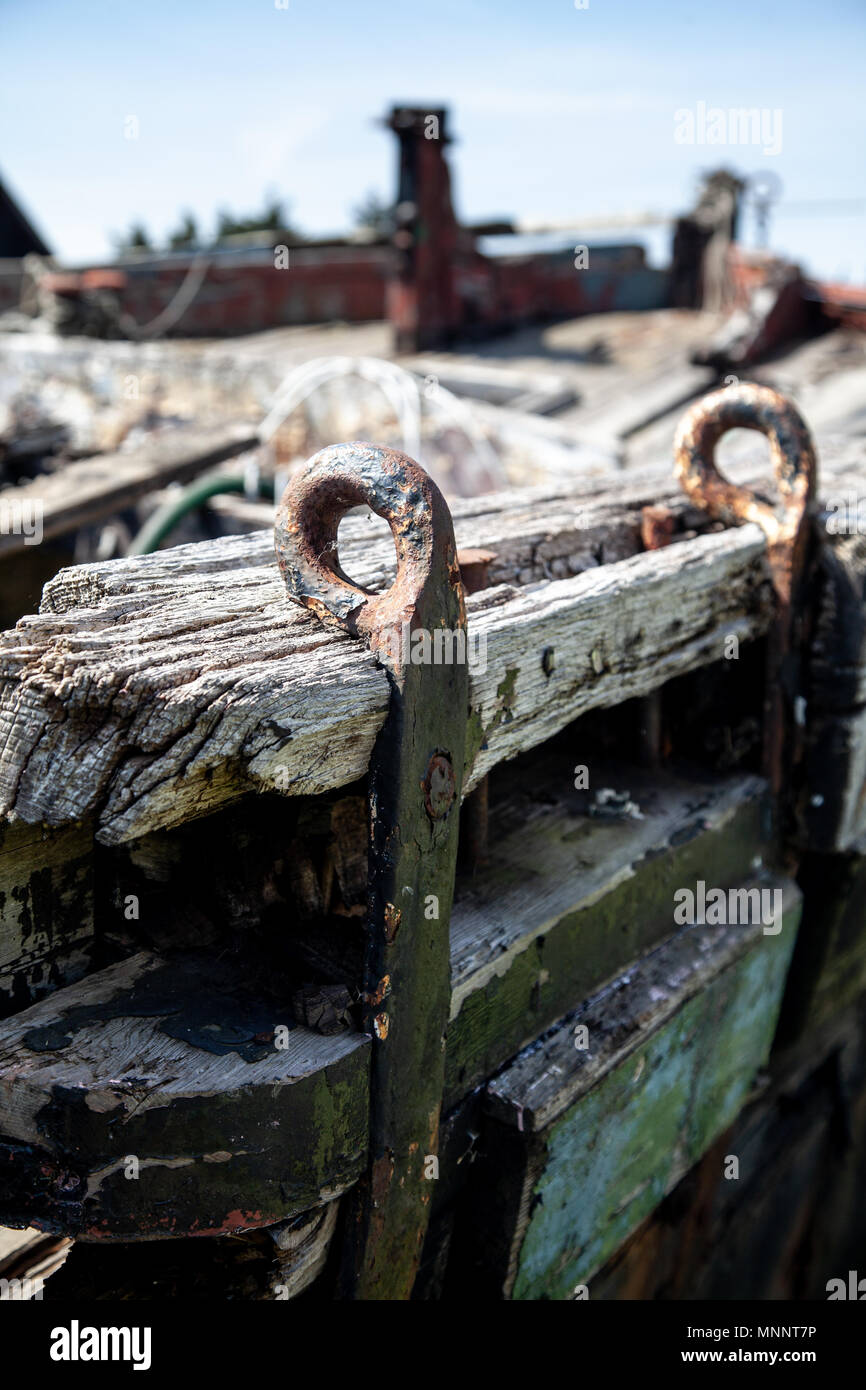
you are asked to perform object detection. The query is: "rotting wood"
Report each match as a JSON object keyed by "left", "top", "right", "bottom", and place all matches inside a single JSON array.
[
  {"left": 34, "top": 1201, "right": 339, "bottom": 1300},
  {"left": 445, "top": 757, "right": 770, "bottom": 1105},
  {"left": 588, "top": 996, "right": 866, "bottom": 1301},
  {"left": 4, "top": 442, "right": 861, "bottom": 848},
  {"left": 0, "top": 756, "right": 772, "bottom": 1240},
  {"left": 0, "top": 819, "right": 93, "bottom": 1016},
  {"left": 0, "top": 950, "right": 369, "bottom": 1239},
  {"left": 451, "top": 879, "right": 801, "bottom": 1300},
  {"left": 0, "top": 1224, "right": 72, "bottom": 1297},
  {"left": 0, "top": 519, "right": 774, "bottom": 844},
  {"left": 0, "top": 391, "right": 861, "bottom": 1289}
]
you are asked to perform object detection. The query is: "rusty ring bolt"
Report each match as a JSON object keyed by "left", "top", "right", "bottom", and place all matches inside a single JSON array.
[
  {"left": 273, "top": 440, "right": 463, "bottom": 665},
  {"left": 674, "top": 381, "right": 817, "bottom": 589},
  {"left": 674, "top": 381, "right": 819, "bottom": 801}
]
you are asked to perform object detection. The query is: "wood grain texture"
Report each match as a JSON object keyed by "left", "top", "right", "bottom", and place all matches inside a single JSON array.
[
  {"left": 0, "top": 760, "right": 772, "bottom": 1240},
  {"left": 0, "top": 494, "right": 773, "bottom": 843},
  {"left": 4, "top": 443, "right": 859, "bottom": 848}
]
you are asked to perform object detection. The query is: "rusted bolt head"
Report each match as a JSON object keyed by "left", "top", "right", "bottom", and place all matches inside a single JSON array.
[
  {"left": 423, "top": 753, "right": 457, "bottom": 820},
  {"left": 457, "top": 547, "right": 497, "bottom": 596},
  {"left": 640, "top": 505, "right": 675, "bottom": 551}
]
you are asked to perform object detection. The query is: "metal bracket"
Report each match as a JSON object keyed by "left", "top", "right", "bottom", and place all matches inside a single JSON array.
[
  {"left": 674, "top": 381, "right": 817, "bottom": 821},
  {"left": 275, "top": 442, "right": 468, "bottom": 1299}
]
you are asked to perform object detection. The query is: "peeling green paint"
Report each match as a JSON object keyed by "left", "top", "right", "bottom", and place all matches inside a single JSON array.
[{"left": 510, "top": 906, "right": 799, "bottom": 1300}]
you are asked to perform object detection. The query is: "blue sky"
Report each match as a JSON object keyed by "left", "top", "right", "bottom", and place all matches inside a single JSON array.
[{"left": 2, "top": 0, "right": 864, "bottom": 278}]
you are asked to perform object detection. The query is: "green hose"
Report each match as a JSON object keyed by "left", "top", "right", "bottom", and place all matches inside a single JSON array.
[{"left": 128, "top": 473, "right": 277, "bottom": 555}]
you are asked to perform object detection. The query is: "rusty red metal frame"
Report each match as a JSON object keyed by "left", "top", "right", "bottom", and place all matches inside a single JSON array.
[
  {"left": 674, "top": 381, "right": 818, "bottom": 817},
  {"left": 275, "top": 442, "right": 468, "bottom": 1299}
]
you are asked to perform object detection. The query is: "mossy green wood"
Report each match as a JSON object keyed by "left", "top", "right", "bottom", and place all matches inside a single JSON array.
[
  {"left": 10, "top": 1051, "right": 370, "bottom": 1241},
  {"left": 509, "top": 907, "right": 800, "bottom": 1300},
  {"left": 446, "top": 772, "right": 768, "bottom": 1105},
  {"left": 0, "top": 771, "right": 771, "bottom": 1241}
]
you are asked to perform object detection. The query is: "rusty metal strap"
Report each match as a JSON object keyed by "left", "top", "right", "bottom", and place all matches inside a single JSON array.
[
  {"left": 674, "top": 381, "right": 818, "bottom": 820},
  {"left": 275, "top": 442, "right": 467, "bottom": 1299}
]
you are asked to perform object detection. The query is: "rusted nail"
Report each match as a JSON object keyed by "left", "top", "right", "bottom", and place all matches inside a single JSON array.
[
  {"left": 275, "top": 442, "right": 468, "bottom": 1300},
  {"left": 640, "top": 503, "right": 675, "bottom": 552},
  {"left": 362, "top": 975, "right": 391, "bottom": 1008},
  {"left": 674, "top": 382, "right": 817, "bottom": 812}
]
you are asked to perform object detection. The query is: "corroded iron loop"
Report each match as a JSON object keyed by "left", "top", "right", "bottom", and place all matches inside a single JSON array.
[
  {"left": 674, "top": 382, "right": 817, "bottom": 547},
  {"left": 274, "top": 442, "right": 457, "bottom": 653}
]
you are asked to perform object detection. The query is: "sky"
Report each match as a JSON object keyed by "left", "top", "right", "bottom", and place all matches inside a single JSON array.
[{"left": 1, "top": 0, "right": 864, "bottom": 279}]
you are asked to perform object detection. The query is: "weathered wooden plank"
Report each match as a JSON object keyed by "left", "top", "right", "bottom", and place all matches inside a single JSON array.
[
  {"left": 588, "top": 999, "right": 866, "bottom": 1301},
  {"left": 9, "top": 439, "right": 860, "bottom": 848},
  {"left": 0, "top": 820, "right": 93, "bottom": 1016},
  {"left": 463, "top": 526, "right": 769, "bottom": 790},
  {"left": 570, "top": 362, "right": 716, "bottom": 443},
  {"left": 452, "top": 881, "right": 800, "bottom": 1300},
  {"left": 446, "top": 759, "right": 769, "bottom": 1104},
  {"left": 0, "top": 1224, "right": 73, "bottom": 1298},
  {"left": 0, "top": 516, "right": 773, "bottom": 842},
  {"left": 0, "top": 951, "right": 369, "bottom": 1239},
  {"left": 0, "top": 422, "right": 259, "bottom": 557},
  {"left": 0, "top": 757, "right": 768, "bottom": 1239}
]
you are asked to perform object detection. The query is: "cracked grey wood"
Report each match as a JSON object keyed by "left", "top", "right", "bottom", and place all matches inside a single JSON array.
[
  {"left": 0, "top": 517, "right": 772, "bottom": 842},
  {"left": 1, "top": 447, "right": 861, "bottom": 845}
]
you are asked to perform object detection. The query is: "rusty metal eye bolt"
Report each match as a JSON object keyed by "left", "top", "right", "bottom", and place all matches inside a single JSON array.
[
  {"left": 674, "top": 381, "right": 817, "bottom": 599},
  {"left": 274, "top": 440, "right": 465, "bottom": 664},
  {"left": 273, "top": 441, "right": 468, "bottom": 1300},
  {"left": 674, "top": 381, "right": 819, "bottom": 805}
]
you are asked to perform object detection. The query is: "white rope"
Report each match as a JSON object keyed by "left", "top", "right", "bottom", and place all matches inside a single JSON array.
[{"left": 258, "top": 355, "right": 500, "bottom": 484}]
